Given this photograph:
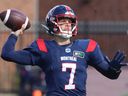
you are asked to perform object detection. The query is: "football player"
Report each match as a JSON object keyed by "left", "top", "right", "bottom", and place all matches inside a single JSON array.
[{"left": 1, "top": 5, "right": 126, "bottom": 96}]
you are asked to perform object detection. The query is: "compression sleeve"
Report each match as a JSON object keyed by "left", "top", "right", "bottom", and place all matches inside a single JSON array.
[{"left": 1, "top": 34, "right": 40, "bottom": 65}]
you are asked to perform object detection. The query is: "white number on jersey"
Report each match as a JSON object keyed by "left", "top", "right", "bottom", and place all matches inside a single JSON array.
[{"left": 62, "top": 63, "right": 76, "bottom": 90}]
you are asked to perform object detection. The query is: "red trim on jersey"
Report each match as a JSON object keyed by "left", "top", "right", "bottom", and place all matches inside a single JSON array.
[
  {"left": 86, "top": 39, "right": 97, "bottom": 52},
  {"left": 36, "top": 39, "right": 48, "bottom": 52}
]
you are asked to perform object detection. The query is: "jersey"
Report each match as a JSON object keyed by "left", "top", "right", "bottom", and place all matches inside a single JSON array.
[{"left": 1, "top": 34, "right": 121, "bottom": 96}]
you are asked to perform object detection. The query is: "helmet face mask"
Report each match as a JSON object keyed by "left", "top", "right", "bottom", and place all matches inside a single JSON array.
[{"left": 45, "top": 5, "right": 78, "bottom": 39}]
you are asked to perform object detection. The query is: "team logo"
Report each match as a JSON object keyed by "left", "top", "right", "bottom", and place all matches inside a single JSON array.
[
  {"left": 73, "top": 51, "right": 85, "bottom": 58},
  {"left": 65, "top": 48, "right": 71, "bottom": 53}
]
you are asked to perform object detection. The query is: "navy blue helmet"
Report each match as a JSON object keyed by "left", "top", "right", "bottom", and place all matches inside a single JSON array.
[{"left": 44, "top": 5, "right": 78, "bottom": 38}]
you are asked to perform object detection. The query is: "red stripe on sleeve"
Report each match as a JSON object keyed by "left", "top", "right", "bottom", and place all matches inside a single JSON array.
[
  {"left": 86, "top": 39, "right": 97, "bottom": 52},
  {"left": 36, "top": 39, "right": 48, "bottom": 52}
]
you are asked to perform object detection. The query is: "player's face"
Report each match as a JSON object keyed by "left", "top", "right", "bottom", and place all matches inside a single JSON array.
[{"left": 57, "top": 18, "right": 72, "bottom": 34}]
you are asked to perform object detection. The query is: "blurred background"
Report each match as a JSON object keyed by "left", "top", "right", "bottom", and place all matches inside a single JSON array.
[{"left": 0, "top": 0, "right": 128, "bottom": 96}]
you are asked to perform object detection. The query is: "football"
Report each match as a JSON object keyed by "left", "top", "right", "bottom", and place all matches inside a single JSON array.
[{"left": 0, "top": 9, "right": 31, "bottom": 31}]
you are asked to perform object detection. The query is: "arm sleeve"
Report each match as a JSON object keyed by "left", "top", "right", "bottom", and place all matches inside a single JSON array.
[
  {"left": 88, "top": 43, "right": 121, "bottom": 79},
  {"left": 1, "top": 34, "right": 41, "bottom": 65}
]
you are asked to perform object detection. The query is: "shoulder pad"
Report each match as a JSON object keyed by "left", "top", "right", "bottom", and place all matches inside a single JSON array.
[{"left": 36, "top": 39, "right": 48, "bottom": 52}]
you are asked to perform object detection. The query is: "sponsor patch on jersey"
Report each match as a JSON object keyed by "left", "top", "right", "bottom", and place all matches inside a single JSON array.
[{"left": 73, "top": 51, "right": 85, "bottom": 58}]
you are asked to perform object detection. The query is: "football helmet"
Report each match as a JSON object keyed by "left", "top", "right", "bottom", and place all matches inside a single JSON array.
[{"left": 42, "top": 5, "right": 78, "bottom": 39}]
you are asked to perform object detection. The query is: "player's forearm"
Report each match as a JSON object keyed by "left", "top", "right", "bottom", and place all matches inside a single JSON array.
[{"left": 93, "top": 61, "right": 121, "bottom": 79}]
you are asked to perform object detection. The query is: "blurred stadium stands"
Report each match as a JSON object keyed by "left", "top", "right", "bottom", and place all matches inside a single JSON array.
[{"left": 0, "top": 0, "right": 128, "bottom": 96}]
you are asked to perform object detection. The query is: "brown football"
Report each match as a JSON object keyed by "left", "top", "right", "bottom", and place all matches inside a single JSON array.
[{"left": 0, "top": 9, "right": 31, "bottom": 31}]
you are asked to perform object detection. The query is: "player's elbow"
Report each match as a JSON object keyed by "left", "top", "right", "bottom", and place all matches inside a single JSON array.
[
  {"left": 1, "top": 51, "right": 12, "bottom": 61},
  {"left": 1, "top": 52, "right": 8, "bottom": 60}
]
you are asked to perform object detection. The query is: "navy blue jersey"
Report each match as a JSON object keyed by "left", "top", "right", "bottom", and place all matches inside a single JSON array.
[{"left": 1, "top": 34, "right": 121, "bottom": 96}]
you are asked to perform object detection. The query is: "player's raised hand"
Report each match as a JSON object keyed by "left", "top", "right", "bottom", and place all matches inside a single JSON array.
[
  {"left": 109, "top": 51, "right": 126, "bottom": 70},
  {"left": 11, "top": 24, "right": 26, "bottom": 36}
]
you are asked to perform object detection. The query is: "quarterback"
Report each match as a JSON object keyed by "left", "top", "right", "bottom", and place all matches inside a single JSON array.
[{"left": 1, "top": 5, "right": 125, "bottom": 96}]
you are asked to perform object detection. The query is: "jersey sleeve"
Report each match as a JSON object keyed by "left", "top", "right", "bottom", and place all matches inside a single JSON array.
[
  {"left": 87, "top": 42, "right": 109, "bottom": 70},
  {"left": 1, "top": 34, "right": 41, "bottom": 65},
  {"left": 86, "top": 39, "right": 121, "bottom": 79},
  {"left": 23, "top": 41, "right": 42, "bottom": 65},
  {"left": 78, "top": 39, "right": 109, "bottom": 70}
]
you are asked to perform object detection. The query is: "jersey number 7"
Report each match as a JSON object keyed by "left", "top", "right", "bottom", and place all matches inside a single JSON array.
[{"left": 62, "top": 63, "right": 76, "bottom": 90}]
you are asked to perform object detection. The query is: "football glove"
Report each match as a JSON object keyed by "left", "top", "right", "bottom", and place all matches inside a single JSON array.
[{"left": 104, "top": 51, "right": 126, "bottom": 70}]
